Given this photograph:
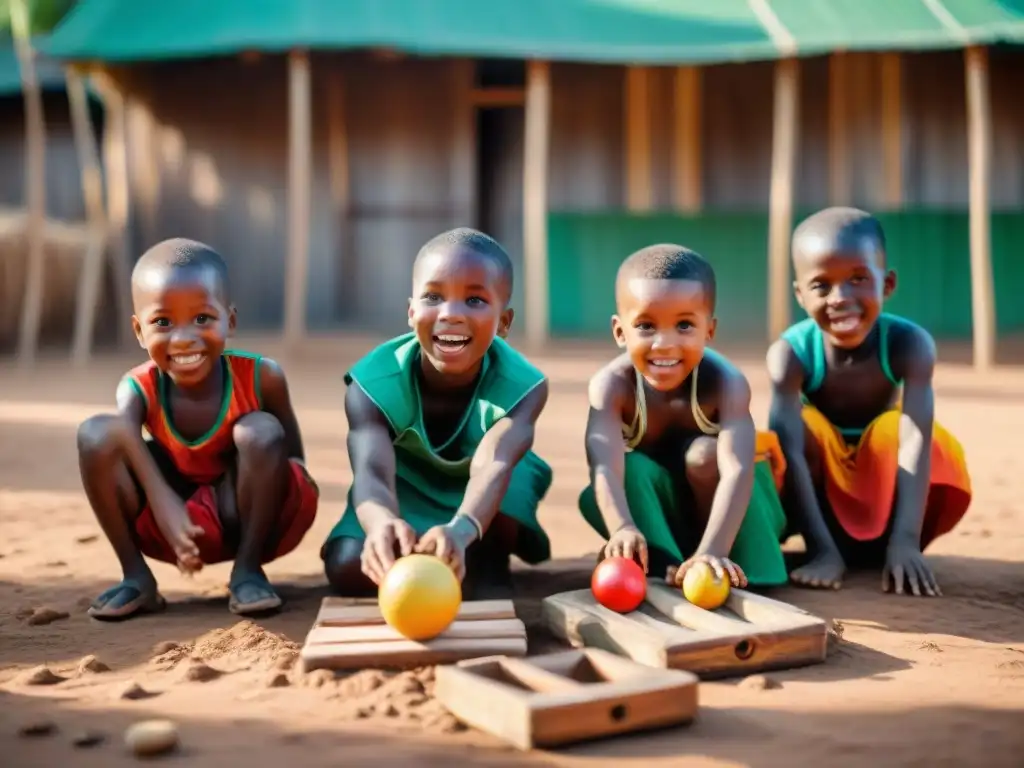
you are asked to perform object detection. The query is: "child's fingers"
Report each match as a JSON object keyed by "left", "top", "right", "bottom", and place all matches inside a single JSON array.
[
  {"left": 638, "top": 542, "right": 649, "bottom": 574},
  {"left": 722, "top": 559, "right": 742, "bottom": 587},
  {"left": 396, "top": 524, "right": 417, "bottom": 557},
  {"left": 706, "top": 556, "right": 727, "bottom": 582}
]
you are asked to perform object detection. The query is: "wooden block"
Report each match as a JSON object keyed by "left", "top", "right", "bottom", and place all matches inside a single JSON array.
[
  {"left": 435, "top": 648, "right": 698, "bottom": 750},
  {"left": 542, "top": 581, "right": 827, "bottom": 679},
  {"left": 299, "top": 598, "right": 527, "bottom": 672}
]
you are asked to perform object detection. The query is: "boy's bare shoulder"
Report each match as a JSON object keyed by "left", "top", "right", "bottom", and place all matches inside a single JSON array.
[
  {"left": 885, "top": 315, "right": 937, "bottom": 380},
  {"left": 588, "top": 354, "right": 635, "bottom": 408},
  {"left": 700, "top": 348, "right": 752, "bottom": 404},
  {"left": 765, "top": 336, "right": 806, "bottom": 388}
]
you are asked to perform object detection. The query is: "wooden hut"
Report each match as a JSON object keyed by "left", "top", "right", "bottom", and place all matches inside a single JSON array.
[{"left": 42, "top": 0, "right": 1024, "bottom": 367}]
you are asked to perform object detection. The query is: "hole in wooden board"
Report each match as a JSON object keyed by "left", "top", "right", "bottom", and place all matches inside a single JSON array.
[
  {"left": 734, "top": 639, "right": 756, "bottom": 660},
  {"left": 609, "top": 704, "right": 629, "bottom": 722}
]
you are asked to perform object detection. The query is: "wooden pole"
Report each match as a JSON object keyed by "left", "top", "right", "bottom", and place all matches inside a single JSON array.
[
  {"left": 523, "top": 60, "right": 551, "bottom": 349},
  {"left": 767, "top": 58, "right": 799, "bottom": 341},
  {"left": 672, "top": 66, "right": 702, "bottom": 213},
  {"left": 624, "top": 66, "right": 652, "bottom": 212},
  {"left": 283, "top": 49, "right": 312, "bottom": 349},
  {"left": 827, "top": 53, "right": 850, "bottom": 206},
  {"left": 965, "top": 46, "right": 996, "bottom": 370},
  {"left": 11, "top": 0, "right": 47, "bottom": 366},
  {"left": 68, "top": 66, "right": 109, "bottom": 365},
  {"left": 879, "top": 53, "right": 903, "bottom": 209}
]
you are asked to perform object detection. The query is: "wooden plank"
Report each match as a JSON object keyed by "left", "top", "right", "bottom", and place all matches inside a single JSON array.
[
  {"left": 880, "top": 52, "right": 903, "bottom": 208},
  {"left": 523, "top": 60, "right": 551, "bottom": 349},
  {"left": 305, "top": 618, "right": 524, "bottom": 645},
  {"left": 300, "top": 636, "right": 527, "bottom": 673},
  {"left": 828, "top": 52, "right": 850, "bottom": 206},
  {"left": 542, "top": 585, "right": 827, "bottom": 680},
  {"left": 965, "top": 45, "right": 996, "bottom": 371},
  {"left": 314, "top": 598, "right": 515, "bottom": 627},
  {"left": 435, "top": 649, "right": 698, "bottom": 751},
  {"left": 767, "top": 57, "right": 800, "bottom": 342}
]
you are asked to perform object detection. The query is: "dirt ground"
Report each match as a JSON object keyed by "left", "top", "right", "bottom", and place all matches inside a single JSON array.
[{"left": 2, "top": 335, "right": 1023, "bottom": 767}]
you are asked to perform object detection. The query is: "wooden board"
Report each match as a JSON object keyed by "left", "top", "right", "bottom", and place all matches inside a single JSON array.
[
  {"left": 542, "top": 581, "right": 827, "bottom": 679},
  {"left": 299, "top": 598, "right": 527, "bottom": 673},
  {"left": 435, "top": 648, "right": 698, "bottom": 750}
]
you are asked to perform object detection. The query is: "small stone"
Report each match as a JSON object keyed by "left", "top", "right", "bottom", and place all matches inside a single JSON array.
[
  {"left": 265, "top": 672, "right": 290, "bottom": 688},
  {"left": 116, "top": 681, "right": 152, "bottom": 701},
  {"left": 77, "top": 655, "right": 110, "bottom": 675},
  {"left": 124, "top": 719, "right": 178, "bottom": 757},
  {"left": 72, "top": 730, "right": 105, "bottom": 748},
  {"left": 75, "top": 534, "right": 99, "bottom": 544},
  {"left": 381, "top": 703, "right": 399, "bottom": 718},
  {"left": 16, "top": 665, "right": 65, "bottom": 686},
  {"left": 739, "top": 674, "right": 780, "bottom": 691},
  {"left": 18, "top": 720, "right": 56, "bottom": 737},
  {"left": 27, "top": 607, "right": 70, "bottom": 626},
  {"left": 76, "top": 596, "right": 93, "bottom": 610},
  {"left": 179, "top": 660, "right": 221, "bottom": 683}
]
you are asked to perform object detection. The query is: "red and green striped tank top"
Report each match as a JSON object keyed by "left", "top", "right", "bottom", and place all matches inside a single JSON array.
[{"left": 125, "top": 351, "right": 264, "bottom": 484}]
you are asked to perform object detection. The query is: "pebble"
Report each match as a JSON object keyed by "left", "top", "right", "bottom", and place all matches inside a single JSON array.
[
  {"left": 739, "top": 674, "right": 780, "bottom": 691},
  {"left": 16, "top": 665, "right": 65, "bottom": 686},
  {"left": 75, "top": 534, "right": 99, "bottom": 544},
  {"left": 115, "top": 681, "right": 153, "bottom": 701},
  {"left": 77, "top": 655, "right": 110, "bottom": 675},
  {"left": 26, "top": 607, "right": 70, "bottom": 626},
  {"left": 124, "top": 719, "right": 179, "bottom": 757},
  {"left": 72, "top": 730, "right": 105, "bottom": 748},
  {"left": 179, "top": 660, "right": 221, "bottom": 683},
  {"left": 17, "top": 720, "right": 56, "bottom": 737},
  {"left": 265, "top": 672, "right": 290, "bottom": 688}
]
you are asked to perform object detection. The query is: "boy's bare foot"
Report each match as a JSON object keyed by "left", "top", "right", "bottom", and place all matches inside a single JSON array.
[
  {"left": 88, "top": 574, "right": 166, "bottom": 620},
  {"left": 789, "top": 551, "right": 845, "bottom": 590},
  {"left": 228, "top": 570, "right": 283, "bottom": 615}
]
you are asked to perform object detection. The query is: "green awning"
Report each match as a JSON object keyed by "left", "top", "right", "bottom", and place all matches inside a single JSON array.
[{"left": 42, "top": 0, "right": 1024, "bottom": 66}]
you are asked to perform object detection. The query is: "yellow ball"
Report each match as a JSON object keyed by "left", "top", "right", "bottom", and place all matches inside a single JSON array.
[
  {"left": 378, "top": 554, "right": 462, "bottom": 640},
  {"left": 682, "top": 561, "right": 730, "bottom": 610}
]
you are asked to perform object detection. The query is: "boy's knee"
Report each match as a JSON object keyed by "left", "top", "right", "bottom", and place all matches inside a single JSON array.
[
  {"left": 233, "top": 412, "right": 286, "bottom": 461},
  {"left": 685, "top": 436, "right": 719, "bottom": 483},
  {"left": 323, "top": 537, "right": 374, "bottom": 597},
  {"left": 77, "top": 414, "right": 124, "bottom": 459}
]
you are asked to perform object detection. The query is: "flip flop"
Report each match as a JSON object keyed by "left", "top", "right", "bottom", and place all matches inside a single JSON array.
[
  {"left": 228, "top": 574, "right": 283, "bottom": 616},
  {"left": 88, "top": 579, "right": 166, "bottom": 621}
]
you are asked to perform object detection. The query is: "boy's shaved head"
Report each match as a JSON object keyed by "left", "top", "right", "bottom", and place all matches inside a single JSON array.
[
  {"left": 792, "top": 207, "right": 886, "bottom": 269},
  {"left": 131, "top": 238, "right": 230, "bottom": 307},
  {"left": 616, "top": 244, "right": 717, "bottom": 313},
  {"left": 413, "top": 227, "right": 514, "bottom": 305}
]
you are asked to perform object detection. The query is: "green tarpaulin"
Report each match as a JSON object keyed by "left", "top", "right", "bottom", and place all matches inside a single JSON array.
[{"left": 42, "top": 0, "right": 1024, "bottom": 65}]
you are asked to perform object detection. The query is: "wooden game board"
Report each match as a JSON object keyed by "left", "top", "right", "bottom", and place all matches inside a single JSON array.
[
  {"left": 299, "top": 597, "right": 527, "bottom": 672},
  {"left": 542, "top": 581, "right": 827, "bottom": 679},
  {"left": 435, "top": 648, "right": 699, "bottom": 750}
]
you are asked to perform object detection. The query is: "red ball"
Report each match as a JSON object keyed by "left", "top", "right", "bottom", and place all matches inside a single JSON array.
[{"left": 591, "top": 556, "right": 647, "bottom": 613}]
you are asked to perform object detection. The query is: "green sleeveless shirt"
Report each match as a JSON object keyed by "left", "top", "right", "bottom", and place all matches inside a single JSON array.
[
  {"left": 781, "top": 313, "right": 901, "bottom": 437},
  {"left": 324, "top": 332, "right": 553, "bottom": 563}
]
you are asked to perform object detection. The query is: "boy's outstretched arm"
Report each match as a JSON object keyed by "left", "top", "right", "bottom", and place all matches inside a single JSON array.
[
  {"left": 766, "top": 339, "right": 844, "bottom": 589},
  {"left": 344, "top": 382, "right": 414, "bottom": 583},
  {"left": 416, "top": 380, "right": 549, "bottom": 580},
  {"left": 258, "top": 358, "right": 306, "bottom": 463},
  {"left": 884, "top": 329, "right": 939, "bottom": 597},
  {"left": 681, "top": 370, "right": 756, "bottom": 587},
  {"left": 113, "top": 378, "right": 202, "bottom": 571},
  {"left": 584, "top": 370, "right": 648, "bottom": 571}
]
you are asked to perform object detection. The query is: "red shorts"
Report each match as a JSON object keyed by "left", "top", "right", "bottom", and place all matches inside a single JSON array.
[{"left": 135, "top": 459, "right": 319, "bottom": 565}]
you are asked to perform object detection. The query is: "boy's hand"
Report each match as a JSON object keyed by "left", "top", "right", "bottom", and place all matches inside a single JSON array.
[
  {"left": 362, "top": 518, "right": 418, "bottom": 584},
  {"left": 150, "top": 493, "right": 204, "bottom": 574},
  {"left": 883, "top": 539, "right": 941, "bottom": 597},
  {"left": 667, "top": 553, "right": 748, "bottom": 589},
  {"left": 414, "top": 519, "right": 476, "bottom": 582},
  {"left": 602, "top": 525, "right": 649, "bottom": 573}
]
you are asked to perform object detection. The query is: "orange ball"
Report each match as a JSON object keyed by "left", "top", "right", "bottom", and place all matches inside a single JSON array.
[{"left": 378, "top": 554, "right": 462, "bottom": 640}]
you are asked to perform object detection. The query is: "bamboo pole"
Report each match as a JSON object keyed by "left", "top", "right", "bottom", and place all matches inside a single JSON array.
[
  {"left": 283, "top": 50, "right": 312, "bottom": 349},
  {"left": 523, "top": 60, "right": 551, "bottom": 349},
  {"left": 767, "top": 58, "right": 799, "bottom": 341}
]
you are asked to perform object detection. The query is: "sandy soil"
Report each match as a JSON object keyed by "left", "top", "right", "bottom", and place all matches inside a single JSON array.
[{"left": 2, "top": 336, "right": 1023, "bottom": 767}]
